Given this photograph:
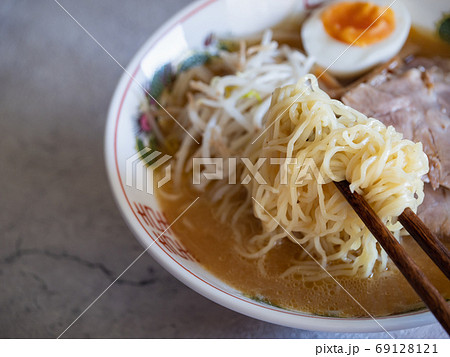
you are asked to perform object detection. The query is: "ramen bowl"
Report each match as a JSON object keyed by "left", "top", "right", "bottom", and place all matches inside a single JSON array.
[{"left": 105, "top": 0, "right": 448, "bottom": 332}]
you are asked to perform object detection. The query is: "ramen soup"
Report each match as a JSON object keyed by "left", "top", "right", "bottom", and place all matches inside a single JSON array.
[
  {"left": 158, "top": 176, "right": 449, "bottom": 317},
  {"left": 147, "top": 9, "right": 450, "bottom": 317}
]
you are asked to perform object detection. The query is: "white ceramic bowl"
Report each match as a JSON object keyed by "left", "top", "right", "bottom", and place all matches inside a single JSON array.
[{"left": 105, "top": 0, "right": 449, "bottom": 332}]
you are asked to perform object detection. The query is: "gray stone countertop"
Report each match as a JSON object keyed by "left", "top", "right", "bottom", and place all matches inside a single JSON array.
[{"left": 0, "top": 0, "right": 446, "bottom": 338}]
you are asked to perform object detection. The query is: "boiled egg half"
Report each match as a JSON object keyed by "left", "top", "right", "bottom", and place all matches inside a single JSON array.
[{"left": 301, "top": 0, "right": 411, "bottom": 77}]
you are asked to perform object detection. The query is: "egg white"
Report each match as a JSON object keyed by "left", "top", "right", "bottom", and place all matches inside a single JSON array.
[{"left": 301, "top": 0, "right": 411, "bottom": 77}]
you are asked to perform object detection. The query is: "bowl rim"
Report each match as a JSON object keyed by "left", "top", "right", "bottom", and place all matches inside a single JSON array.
[{"left": 104, "top": 0, "right": 437, "bottom": 332}]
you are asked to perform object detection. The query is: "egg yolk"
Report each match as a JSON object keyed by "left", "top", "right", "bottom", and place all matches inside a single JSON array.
[{"left": 321, "top": 1, "right": 395, "bottom": 47}]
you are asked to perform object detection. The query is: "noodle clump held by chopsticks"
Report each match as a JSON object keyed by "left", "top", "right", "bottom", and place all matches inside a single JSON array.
[{"left": 245, "top": 74, "right": 429, "bottom": 279}]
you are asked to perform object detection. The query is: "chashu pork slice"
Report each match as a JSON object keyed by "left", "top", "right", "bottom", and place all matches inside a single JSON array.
[
  {"left": 417, "top": 184, "right": 450, "bottom": 242},
  {"left": 342, "top": 58, "right": 450, "bottom": 190},
  {"left": 342, "top": 57, "right": 450, "bottom": 239}
]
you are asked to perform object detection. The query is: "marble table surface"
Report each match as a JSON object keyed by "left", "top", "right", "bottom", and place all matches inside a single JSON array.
[{"left": 0, "top": 0, "right": 447, "bottom": 338}]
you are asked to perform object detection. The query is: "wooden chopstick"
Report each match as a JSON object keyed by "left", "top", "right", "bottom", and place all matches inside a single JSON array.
[
  {"left": 399, "top": 208, "right": 450, "bottom": 280},
  {"left": 334, "top": 180, "right": 450, "bottom": 335}
]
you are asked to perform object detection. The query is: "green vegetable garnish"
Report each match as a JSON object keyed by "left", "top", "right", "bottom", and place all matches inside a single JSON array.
[
  {"left": 437, "top": 14, "right": 450, "bottom": 43},
  {"left": 242, "top": 89, "right": 262, "bottom": 102}
]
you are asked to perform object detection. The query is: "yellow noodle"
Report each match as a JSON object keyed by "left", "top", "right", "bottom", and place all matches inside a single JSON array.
[{"left": 242, "top": 74, "right": 428, "bottom": 278}]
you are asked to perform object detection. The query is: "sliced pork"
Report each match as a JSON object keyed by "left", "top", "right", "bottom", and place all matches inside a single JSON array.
[
  {"left": 342, "top": 57, "right": 450, "bottom": 239},
  {"left": 342, "top": 57, "right": 450, "bottom": 190}
]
